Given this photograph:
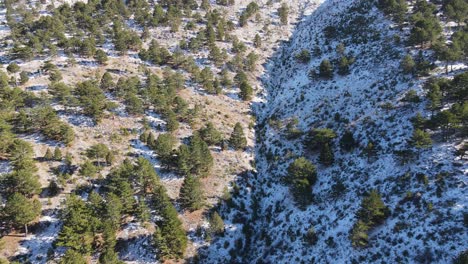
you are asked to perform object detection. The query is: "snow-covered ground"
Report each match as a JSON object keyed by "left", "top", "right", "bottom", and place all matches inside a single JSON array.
[{"left": 201, "top": 0, "right": 467, "bottom": 263}]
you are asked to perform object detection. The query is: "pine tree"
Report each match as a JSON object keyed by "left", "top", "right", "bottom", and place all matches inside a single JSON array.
[
  {"left": 44, "top": 148, "right": 53, "bottom": 161},
  {"left": 319, "top": 143, "right": 334, "bottom": 166},
  {"left": 229, "top": 122, "right": 247, "bottom": 150},
  {"left": 208, "top": 211, "right": 224, "bottom": 235},
  {"left": 239, "top": 81, "right": 253, "bottom": 101},
  {"left": 154, "top": 199, "right": 187, "bottom": 260},
  {"left": 179, "top": 175, "right": 204, "bottom": 211},
  {"left": 154, "top": 133, "right": 176, "bottom": 165},
  {"left": 253, "top": 34, "right": 262, "bottom": 48},
  {"left": 4, "top": 193, "right": 41, "bottom": 235},
  {"left": 319, "top": 59, "right": 333, "bottom": 78},
  {"left": 54, "top": 147, "right": 62, "bottom": 161},
  {"left": 278, "top": 3, "right": 289, "bottom": 25},
  {"left": 177, "top": 144, "right": 192, "bottom": 176},
  {"left": 287, "top": 157, "right": 317, "bottom": 206},
  {"left": 189, "top": 134, "right": 213, "bottom": 176},
  {"left": 357, "top": 190, "right": 390, "bottom": 226},
  {"left": 199, "top": 122, "right": 223, "bottom": 146},
  {"left": 60, "top": 249, "right": 87, "bottom": 264},
  {"left": 410, "top": 129, "right": 432, "bottom": 150}
]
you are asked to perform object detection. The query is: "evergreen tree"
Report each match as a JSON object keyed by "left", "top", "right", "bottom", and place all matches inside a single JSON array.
[
  {"left": 278, "top": 3, "right": 289, "bottom": 25},
  {"left": 199, "top": 122, "right": 223, "bottom": 146},
  {"left": 1, "top": 168, "right": 41, "bottom": 198},
  {"left": 356, "top": 190, "right": 390, "bottom": 226},
  {"left": 239, "top": 81, "right": 253, "bottom": 101},
  {"left": 229, "top": 122, "right": 247, "bottom": 150},
  {"left": 54, "top": 147, "right": 62, "bottom": 161},
  {"left": 154, "top": 133, "right": 176, "bottom": 165},
  {"left": 319, "top": 59, "right": 333, "bottom": 78},
  {"left": 100, "top": 72, "right": 114, "bottom": 91},
  {"left": 287, "top": 157, "right": 317, "bottom": 206},
  {"left": 208, "top": 211, "right": 224, "bottom": 235},
  {"left": 19, "top": 71, "right": 29, "bottom": 85},
  {"left": 319, "top": 143, "right": 334, "bottom": 166},
  {"left": 410, "top": 129, "right": 432, "bottom": 150},
  {"left": 253, "top": 34, "right": 262, "bottom": 48},
  {"left": 176, "top": 144, "right": 191, "bottom": 176},
  {"left": 59, "top": 249, "right": 87, "bottom": 264},
  {"left": 189, "top": 133, "right": 213, "bottom": 176},
  {"left": 153, "top": 199, "right": 187, "bottom": 260},
  {"left": 95, "top": 49, "right": 108, "bottom": 65},
  {"left": 179, "top": 175, "right": 204, "bottom": 211},
  {"left": 44, "top": 148, "right": 53, "bottom": 161},
  {"left": 340, "top": 130, "right": 357, "bottom": 151},
  {"left": 4, "top": 193, "right": 41, "bottom": 235}
]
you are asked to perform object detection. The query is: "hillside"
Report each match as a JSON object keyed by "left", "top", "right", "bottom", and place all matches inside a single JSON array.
[{"left": 201, "top": 0, "right": 467, "bottom": 263}]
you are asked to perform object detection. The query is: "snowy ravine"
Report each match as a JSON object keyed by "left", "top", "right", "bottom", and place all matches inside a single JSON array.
[{"left": 200, "top": 0, "right": 467, "bottom": 263}]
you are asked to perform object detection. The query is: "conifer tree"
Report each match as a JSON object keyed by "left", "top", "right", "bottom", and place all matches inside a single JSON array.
[
  {"left": 286, "top": 157, "right": 317, "bottom": 206},
  {"left": 44, "top": 148, "right": 53, "bottom": 161},
  {"left": 179, "top": 175, "right": 204, "bottom": 211},
  {"left": 278, "top": 3, "right": 289, "bottom": 25},
  {"left": 60, "top": 249, "right": 87, "bottom": 264},
  {"left": 319, "top": 143, "right": 334, "bottom": 166},
  {"left": 4, "top": 193, "right": 41, "bottom": 235},
  {"left": 229, "top": 122, "right": 247, "bottom": 150},
  {"left": 153, "top": 198, "right": 187, "bottom": 260},
  {"left": 208, "top": 211, "right": 224, "bottom": 235},
  {"left": 54, "top": 147, "right": 62, "bottom": 161}
]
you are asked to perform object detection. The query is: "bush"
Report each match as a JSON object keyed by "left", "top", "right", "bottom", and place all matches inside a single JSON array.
[{"left": 295, "top": 49, "right": 311, "bottom": 63}]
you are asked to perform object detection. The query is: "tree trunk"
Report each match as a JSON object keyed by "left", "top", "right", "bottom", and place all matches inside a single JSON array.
[{"left": 24, "top": 224, "right": 28, "bottom": 237}]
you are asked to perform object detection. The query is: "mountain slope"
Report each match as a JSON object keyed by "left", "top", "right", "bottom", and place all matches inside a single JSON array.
[{"left": 201, "top": 0, "right": 467, "bottom": 263}]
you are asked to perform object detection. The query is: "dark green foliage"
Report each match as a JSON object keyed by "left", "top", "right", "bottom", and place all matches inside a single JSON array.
[
  {"left": 19, "top": 71, "right": 29, "bottom": 85},
  {"left": 179, "top": 175, "right": 204, "bottom": 211},
  {"left": 59, "top": 249, "right": 87, "bottom": 264},
  {"left": 350, "top": 220, "right": 369, "bottom": 248},
  {"left": 304, "top": 226, "right": 318, "bottom": 245},
  {"left": 239, "top": 81, "right": 253, "bottom": 101},
  {"left": 377, "top": 0, "right": 407, "bottom": 24},
  {"left": 286, "top": 157, "right": 317, "bottom": 206},
  {"left": 295, "top": 49, "right": 311, "bottom": 63},
  {"left": 79, "top": 160, "right": 98, "bottom": 178},
  {"left": 44, "top": 148, "right": 53, "bottom": 161},
  {"left": 340, "top": 130, "right": 357, "bottom": 151},
  {"left": 199, "top": 122, "right": 223, "bottom": 146},
  {"left": 239, "top": 2, "right": 259, "bottom": 27},
  {"left": 100, "top": 72, "right": 114, "bottom": 92},
  {"left": 319, "top": 143, "right": 334, "bottom": 166},
  {"left": 229, "top": 122, "right": 247, "bottom": 150},
  {"left": 86, "top": 144, "right": 109, "bottom": 166},
  {"left": 95, "top": 49, "right": 108, "bottom": 65},
  {"left": 7, "top": 63, "right": 20, "bottom": 74},
  {"left": 444, "top": 0, "right": 468, "bottom": 26},
  {"left": 410, "top": 129, "right": 432, "bottom": 150},
  {"left": 208, "top": 211, "right": 224, "bottom": 235},
  {"left": 188, "top": 133, "right": 213, "bottom": 176},
  {"left": 254, "top": 34, "right": 262, "bottom": 48},
  {"left": 153, "top": 198, "right": 187, "bottom": 260},
  {"left": 139, "top": 40, "right": 172, "bottom": 65},
  {"left": 356, "top": 190, "right": 390, "bottom": 226},
  {"left": 125, "top": 93, "right": 144, "bottom": 115},
  {"left": 319, "top": 59, "right": 333, "bottom": 78},
  {"left": 3, "top": 192, "right": 41, "bottom": 235},
  {"left": 409, "top": 10, "right": 442, "bottom": 48},
  {"left": 54, "top": 147, "right": 62, "bottom": 161},
  {"left": 57, "top": 194, "right": 102, "bottom": 254},
  {"left": 75, "top": 80, "right": 108, "bottom": 122},
  {"left": 306, "top": 128, "right": 336, "bottom": 151},
  {"left": 278, "top": 3, "right": 289, "bottom": 25},
  {"left": 351, "top": 190, "right": 390, "bottom": 248},
  {"left": 152, "top": 133, "right": 176, "bottom": 165}
]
